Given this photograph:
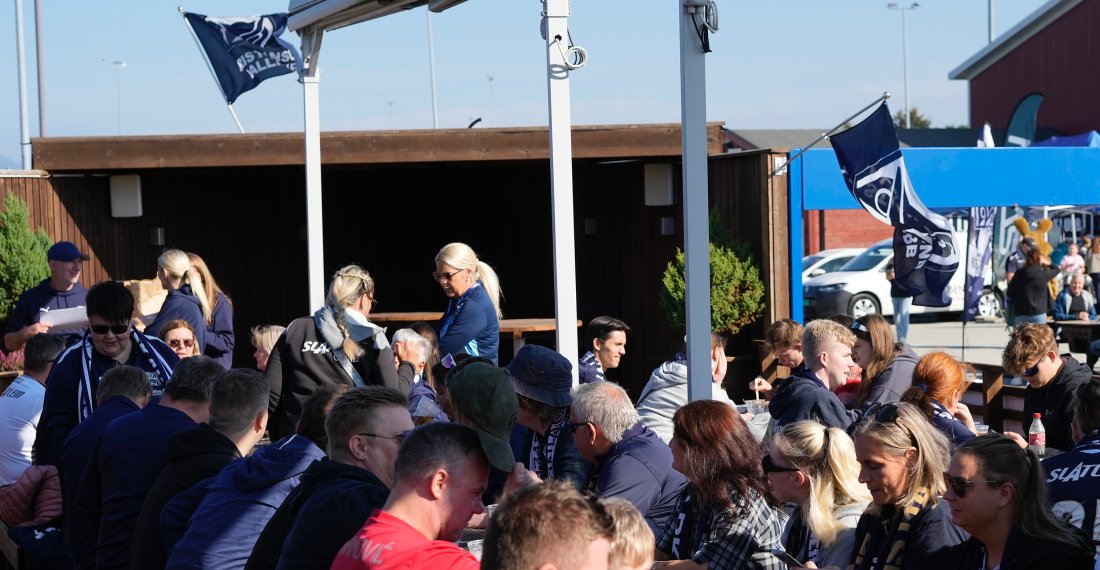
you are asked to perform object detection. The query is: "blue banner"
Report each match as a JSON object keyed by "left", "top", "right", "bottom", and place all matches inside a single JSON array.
[
  {"left": 964, "top": 206, "right": 997, "bottom": 321},
  {"left": 183, "top": 12, "right": 301, "bottom": 104},
  {"left": 830, "top": 104, "right": 960, "bottom": 307}
]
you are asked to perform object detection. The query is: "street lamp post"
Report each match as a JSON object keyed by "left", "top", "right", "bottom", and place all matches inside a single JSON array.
[
  {"left": 487, "top": 75, "right": 494, "bottom": 127},
  {"left": 112, "top": 60, "right": 126, "bottom": 135},
  {"left": 888, "top": 2, "right": 918, "bottom": 128}
]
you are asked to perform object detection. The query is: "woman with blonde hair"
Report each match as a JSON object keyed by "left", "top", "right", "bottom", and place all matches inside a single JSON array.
[
  {"left": 265, "top": 264, "right": 400, "bottom": 439},
  {"left": 850, "top": 402, "right": 966, "bottom": 569},
  {"left": 850, "top": 314, "right": 919, "bottom": 412},
  {"left": 943, "top": 434, "right": 1093, "bottom": 569},
  {"left": 250, "top": 325, "right": 285, "bottom": 372},
  {"left": 901, "top": 351, "right": 977, "bottom": 446},
  {"left": 433, "top": 242, "right": 503, "bottom": 364},
  {"left": 159, "top": 319, "right": 200, "bottom": 359},
  {"left": 147, "top": 249, "right": 209, "bottom": 352},
  {"left": 186, "top": 252, "right": 234, "bottom": 368},
  {"left": 767, "top": 421, "right": 870, "bottom": 568}
]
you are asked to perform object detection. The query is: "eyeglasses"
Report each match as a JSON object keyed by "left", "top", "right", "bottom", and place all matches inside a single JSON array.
[
  {"left": 762, "top": 454, "right": 800, "bottom": 474},
  {"left": 943, "top": 472, "right": 1002, "bottom": 498},
  {"left": 569, "top": 421, "right": 590, "bottom": 434},
  {"left": 90, "top": 324, "right": 130, "bottom": 335},
  {"left": 358, "top": 430, "right": 412, "bottom": 442},
  {"left": 432, "top": 269, "right": 464, "bottom": 282},
  {"left": 168, "top": 338, "right": 195, "bottom": 349}
]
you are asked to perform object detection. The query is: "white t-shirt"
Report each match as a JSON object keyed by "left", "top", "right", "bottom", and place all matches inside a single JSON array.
[{"left": 0, "top": 375, "right": 45, "bottom": 485}]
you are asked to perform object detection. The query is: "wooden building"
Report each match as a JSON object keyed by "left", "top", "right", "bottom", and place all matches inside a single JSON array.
[{"left": 1, "top": 124, "right": 792, "bottom": 398}]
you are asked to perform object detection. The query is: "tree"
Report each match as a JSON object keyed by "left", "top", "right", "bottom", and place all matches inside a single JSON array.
[
  {"left": 893, "top": 107, "right": 932, "bottom": 129},
  {"left": 0, "top": 194, "right": 51, "bottom": 321},
  {"left": 659, "top": 210, "right": 766, "bottom": 336}
]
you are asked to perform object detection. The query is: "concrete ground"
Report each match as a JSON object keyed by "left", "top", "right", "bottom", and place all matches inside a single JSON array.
[{"left": 905, "top": 316, "right": 1091, "bottom": 368}]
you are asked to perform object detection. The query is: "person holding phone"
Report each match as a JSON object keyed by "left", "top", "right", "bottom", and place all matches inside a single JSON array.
[{"left": 767, "top": 421, "right": 871, "bottom": 569}]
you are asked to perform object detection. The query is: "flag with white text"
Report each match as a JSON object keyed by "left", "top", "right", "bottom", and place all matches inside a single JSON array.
[
  {"left": 831, "top": 103, "right": 960, "bottom": 307},
  {"left": 183, "top": 12, "right": 301, "bottom": 104},
  {"left": 964, "top": 207, "right": 996, "bottom": 321}
]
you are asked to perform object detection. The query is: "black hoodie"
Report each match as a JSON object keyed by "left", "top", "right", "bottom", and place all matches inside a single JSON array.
[
  {"left": 769, "top": 368, "right": 853, "bottom": 432},
  {"left": 1025, "top": 355, "right": 1092, "bottom": 454},
  {"left": 247, "top": 459, "right": 389, "bottom": 570},
  {"left": 130, "top": 423, "right": 242, "bottom": 569}
]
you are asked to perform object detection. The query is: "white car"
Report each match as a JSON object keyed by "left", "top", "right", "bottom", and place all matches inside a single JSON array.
[
  {"left": 803, "top": 238, "right": 1000, "bottom": 319},
  {"left": 802, "top": 248, "right": 863, "bottom": 281}
]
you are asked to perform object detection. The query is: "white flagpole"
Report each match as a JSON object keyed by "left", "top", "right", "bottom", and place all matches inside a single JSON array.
[{"left": 179, "top": 7, "right": 246, "bottom": 133}]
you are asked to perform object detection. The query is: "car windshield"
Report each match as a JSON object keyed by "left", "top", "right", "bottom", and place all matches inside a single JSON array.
[
  {"left": 841, "top": 245, "right": 891, "bottom": 272},
  {"left": 802, "top": 254, "right": 826, "bottom": 271}
]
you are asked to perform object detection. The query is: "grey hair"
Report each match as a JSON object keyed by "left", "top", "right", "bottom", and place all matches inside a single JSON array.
[
  {"left": 571, "top": 381, "right": 639, "bottom": 444},
  {"left": 391, "top": 328, "right": 431, "bottom": 364}
]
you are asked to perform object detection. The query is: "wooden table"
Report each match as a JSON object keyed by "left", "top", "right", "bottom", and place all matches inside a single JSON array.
[
  {"left": 371, "top": 314, "right": 581, "bottom": 357},
  {"left": 499, "top": 318, "right": 583, "bottom": 357}
]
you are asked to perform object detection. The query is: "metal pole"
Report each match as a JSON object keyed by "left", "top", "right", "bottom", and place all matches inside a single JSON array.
[
  {"left": 301, "top": 28, "right": 326, "bottom": 311},
  {"left": 427, "top": 8, "right": 439, "bottom": 129},
  {"left": 33, "top": 0, "right": 44, "bottom": 136},
  {"left": 771, "top": 92, "right": 890, "bottom": 176},
  {"left": 113, "top": 61, "right": 125, "bottom": 135},
  {"left": 543, "top": 0, "right": 580, "bottom": 383},
  {"left": 15, "top": 0, "right": 32, "bottom": 168},
  {"left": 901, "top": 7, "right": 910, "bottom": 128},
  {"left": 680, "top": 0, "right": 712, "bottom": 402},
  {"left": 988, "top": 0, "right": 994, "bottom": 43},
  {"left": 487, "top": 75, "right": 495, "bottom": 127}
]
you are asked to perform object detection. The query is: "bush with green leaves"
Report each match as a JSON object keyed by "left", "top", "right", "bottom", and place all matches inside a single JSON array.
[
  {"left": 0, "top": 194, "right": 51, "bottom": 322},
  {"left": 660, "top": 211, "right": 766, "bottom": 336}
]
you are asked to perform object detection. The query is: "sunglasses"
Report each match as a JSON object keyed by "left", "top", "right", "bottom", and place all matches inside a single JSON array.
[
  {"left": 90, "top": 324, "right": 130, "bottom": 335},
  {"left": 431, "top": 269, "right": 465, "bottom": 282},
  {"left": 569, "top": 421, "right": 590, "bottom": 434},
  {"left": 943, "top": 472, "right": 1002, "bottom": 498},
  {"left": 168, "top": 338, "right": 195, "bottom": 349},
  {"left": 762, "top": 454, "right": 800, "bottom": 474},
  {"left": 849, "top": 321, "right": 870, "bottom": 334},
  {"left": 1021, "top": 362, "right": 1041, "bottom": 378},
  {"left": 358, "top": 430, "right": 412, "bottom": 443}
]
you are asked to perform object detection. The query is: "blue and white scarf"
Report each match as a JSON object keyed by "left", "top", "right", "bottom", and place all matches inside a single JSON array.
[{"left": 77, "top": 330, "right": 175, "bottom": 422}]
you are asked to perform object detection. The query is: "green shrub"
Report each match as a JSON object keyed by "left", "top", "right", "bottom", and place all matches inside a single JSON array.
[
  {"left": 0, "top": 194, "right": 51, "bottom": 322},
  {"left": 659, "top": 211, "right": 766, "bottom": 336}
]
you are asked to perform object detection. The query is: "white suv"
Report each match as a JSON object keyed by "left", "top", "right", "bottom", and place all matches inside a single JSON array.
[{"left": 802, "top": 238, "right": 1000, "bottom": 319}]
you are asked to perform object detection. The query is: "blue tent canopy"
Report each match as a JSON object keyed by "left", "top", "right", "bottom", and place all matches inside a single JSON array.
[{"left": 1032, "top": 131, "right": 1100, "bottom": 147}]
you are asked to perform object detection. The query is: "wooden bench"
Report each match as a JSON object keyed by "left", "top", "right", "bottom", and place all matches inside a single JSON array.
[{"left": 0, "top": 519, "right": 23, "bottom": 570}]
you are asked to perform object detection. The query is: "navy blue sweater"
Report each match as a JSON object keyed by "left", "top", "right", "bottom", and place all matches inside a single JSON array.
[
  {"left": 437, "top": 282, "right": 499, "bottom": 364},
  {"left": 202, "top": 292, "right": 234, "bottom": 368},
  {"left": 147, "top": 285, "right": 208, "bottom": 351},
  {"left": 769, "top": 368, "right": 853, "bottom": 432},
  {"left": 163, "top": 434, "right": 325, "bottom": 570},
  {"left": 59, "top": 396, "right": 140, "bottom": 528},
  {"left": 3, "top": 278, "right": 87, "bottom": 348}
]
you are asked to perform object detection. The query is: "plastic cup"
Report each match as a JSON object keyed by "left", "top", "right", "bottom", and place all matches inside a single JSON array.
[
  {"left": 974, "top": 424, "right": 990, "bottom": 435},
  {"left": 746, "top": 399, "right": 768, "bottom": 416}
]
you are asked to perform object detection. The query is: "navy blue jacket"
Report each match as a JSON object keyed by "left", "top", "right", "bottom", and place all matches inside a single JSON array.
[
  {"left": 851, "top": 501, "right": 967, "bottom": 569},
  {"left": 246, "top": 460, "right": 389, "bottom": 570},
  {"left": 1025, "top": 356, "right": 1092, "bottom": 455},
  {"left": 202, "top": 292, "right": 234, "bottom": 368},
  {"left": 4, "top": 278, "right": 87, "bottom": 348},
  {"left": 513, "top": 416, "right": 592, "bottom": 490},
  {"left": 147, "top": 285, "right": 208, "bottom": 350},
  {"left": 437, "top": 282, "right": 499, "bottom": 364},
  {"left": 769, "top": 368, "right": 853, "bottom": 432},
  {"left": 586, "top": 422, "right": 688, "bottom": 533},
  {"left": 60, "top": 398, "right": 140, "bottom": 558},
  {"left": 163, "top": 434, "right": 325, "bottom": 570},
  {"left": 36, "top": 333, "right": 178, "bottom": 467},
  {"left": 1043, "top": 432, "right": 1100, "bottom": 554},
  {"left": 131, "top": 424, "right": 242, "bottom": 570},
  {"left": 929, "top": 400, "right": 975, "bottom": 447},
  {"left": 69, "top": 403, "right": 197, "bottom": 570},
  {"left": 944, "top": 528, "right": 1093, "bottom": 570}
]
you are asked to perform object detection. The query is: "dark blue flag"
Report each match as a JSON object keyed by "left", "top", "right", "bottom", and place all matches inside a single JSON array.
[
  {"left": 183, "top": 12, "right": 302, "bottom": 104},
  {"left": 831, "top": 103, "right": 960, "bottom": 307},
  {"left": 963, "top": 206, "right": 997, "bottom": 321}
]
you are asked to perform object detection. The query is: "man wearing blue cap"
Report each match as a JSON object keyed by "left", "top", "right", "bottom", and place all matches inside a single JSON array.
[{"left": 4, "top": 241, "right": 90, "bottom": 352}]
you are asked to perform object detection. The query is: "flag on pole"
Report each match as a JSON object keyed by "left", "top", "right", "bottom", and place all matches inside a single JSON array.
[
  {"left": 977, "top": 122, "right": 995, "bottom": 148},
  {"left": 830, "top": 103, "right": 960, "bottom": 307},
  {"left": 182, "top": 12, "right": 302, "bottom": 104},
  {"left": 963, "top": 206, "right": 997, "bottom": 321}
]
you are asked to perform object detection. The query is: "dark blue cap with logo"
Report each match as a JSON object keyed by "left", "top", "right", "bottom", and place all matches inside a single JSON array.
[{"left": 47, "top": 241, "right": 90, "bottom": 262}]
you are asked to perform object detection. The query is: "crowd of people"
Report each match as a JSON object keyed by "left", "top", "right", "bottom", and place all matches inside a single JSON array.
[{"left": 0, "top": 238, "right": 1099, "bottom": 569}]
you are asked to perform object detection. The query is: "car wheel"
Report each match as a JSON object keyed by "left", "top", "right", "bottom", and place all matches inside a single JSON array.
[
  {"left": 848, "top": 294, "right": 880, "bottom": 319},
  {"left": 977, "top": 288, "right": 1002, "bottom": 318}
]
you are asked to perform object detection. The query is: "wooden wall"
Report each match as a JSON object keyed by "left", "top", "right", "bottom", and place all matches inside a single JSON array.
[{"left": 0, "top": 152, "right": 788, "bottom": 399}]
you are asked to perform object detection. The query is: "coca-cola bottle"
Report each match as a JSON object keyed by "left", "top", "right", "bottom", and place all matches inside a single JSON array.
[{"left": 1028, "top": 413, "right": 1046, "bottom": 458}]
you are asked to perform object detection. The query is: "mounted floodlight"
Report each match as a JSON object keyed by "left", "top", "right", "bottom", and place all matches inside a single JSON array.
[{"left": 288, "top": 0, "right": 425, "bottom": 32}]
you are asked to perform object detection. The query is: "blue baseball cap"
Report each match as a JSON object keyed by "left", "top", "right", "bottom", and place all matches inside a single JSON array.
[
  {"left": 47, "top": 241, "right": 90, "bottom": 262},
  {"left": 506, "top": 344, "right": 574, "bottom": 408}
]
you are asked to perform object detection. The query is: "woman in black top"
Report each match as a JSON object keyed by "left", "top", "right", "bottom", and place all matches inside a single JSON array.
[{"left": 1007, "top": 248, "right": 1062, "bottom": 326}]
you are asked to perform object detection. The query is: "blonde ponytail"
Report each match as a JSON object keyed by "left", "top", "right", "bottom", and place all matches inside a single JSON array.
[{"left": 159, "top": 249, "right": 212, "bottom": 324}]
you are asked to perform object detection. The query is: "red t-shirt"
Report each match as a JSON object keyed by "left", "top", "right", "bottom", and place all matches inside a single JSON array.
[{"left": 330, "top": 509, "right": 479, "bottom": 570}]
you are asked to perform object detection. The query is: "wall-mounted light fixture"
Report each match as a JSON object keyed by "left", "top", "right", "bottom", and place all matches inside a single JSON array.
[
  {"left": 584, "top": 218, "right": 597, "bottom": 235},
  {"left": 150, "top": 227, "right": 165, "bottom": 247},
  {"left": 660, "top": 217, "right": 675, "bottom": 236}
]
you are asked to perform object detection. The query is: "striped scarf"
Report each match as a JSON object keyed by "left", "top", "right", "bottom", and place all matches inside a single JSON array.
[
  {"left": 852, "top": 486, "right": 934, "bottom": 570},
  {"left": 77, "top": 330, "right": 175, "bottom": 422}
]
